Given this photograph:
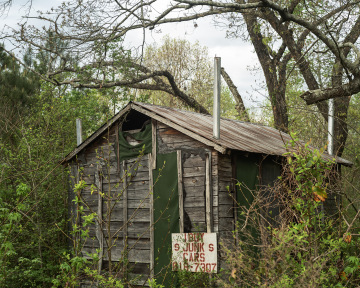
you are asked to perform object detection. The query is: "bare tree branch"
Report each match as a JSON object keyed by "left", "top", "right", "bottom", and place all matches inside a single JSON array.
[
  {"left": 260, "top": 0, "right": 360, "bottom": 76},
  {"left": 175, "top": 0, "right": 264, "bottom": 9},
  {"left": 220, "top": 67, "right": 250, "bottom": 122},
  {"left": 301, "top": 77, "right": 360, "bottom": 104}
]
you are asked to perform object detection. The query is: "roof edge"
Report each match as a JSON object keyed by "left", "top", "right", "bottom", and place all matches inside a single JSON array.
[
  {"left": 60, "top": 101, "right": 352, "bottom": 167},
  {"left": 60, "top": 101, "right": 227, "bottom": 164},
  {"left": 60, "top": 103, "right": 132, "bottom": 164},
  {"left": 131, "top": 104, "right": 227, "bottom": 154}
]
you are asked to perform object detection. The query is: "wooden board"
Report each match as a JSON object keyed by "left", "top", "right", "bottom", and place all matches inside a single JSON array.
[
  {"left": 177, "top": 150, "right": 184, "bottom": 233},
  {"left": 217, "top": 153, "right": 234, "bottom": 234}
]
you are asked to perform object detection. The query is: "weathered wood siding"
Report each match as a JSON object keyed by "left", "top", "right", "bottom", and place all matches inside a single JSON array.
[
  {"left": 156, "top": 122, "right": 236, "bottom": 274},
  {"left": 217, "top": 153, "right": 234, "bottom": 238},
  {"left": 69, "top": 124, "right": 152, "bottom": 287},
  {"left": 157, "top": 122, "right": 220, "bottom": 234},
  {"left": 215, "top": 153, "right": 235, "bottom": 272},
  {"left": 68, "top": 119, "right": 239, "bottom": 286}
]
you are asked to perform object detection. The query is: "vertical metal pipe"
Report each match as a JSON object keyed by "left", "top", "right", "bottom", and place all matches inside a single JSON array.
[
  {"left": 213, "top": 57, "right": 221, "bottom": 139},
  {"left": 76, "top": 118, "right": 83, "bottom": 146},
  {"left": 328, "top": 98, "right": 334, "bottom": 155},
  {"left": 205, "top": 152, "right": 212, "bottom": 233}
]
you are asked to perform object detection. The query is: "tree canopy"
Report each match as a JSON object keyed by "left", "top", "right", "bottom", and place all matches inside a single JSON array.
[
  {"left": 1, "top": 1, "right": 360, "bottom": 287},
  {"left": 2, "top": 0, "right": 359, "bottom": 101},
  {"left": 1, "top": 0, "right": 360, "bottom": 155}
]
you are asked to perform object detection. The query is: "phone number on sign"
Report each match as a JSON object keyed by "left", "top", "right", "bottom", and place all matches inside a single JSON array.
[{"left": 172, "top": 261, "right": 217, "bottom": 273}]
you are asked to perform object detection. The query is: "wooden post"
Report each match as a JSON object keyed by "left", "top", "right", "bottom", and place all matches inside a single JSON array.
[
  {"left": 149, "top": 154, "right": 155, "bottom": 278},
  {"left": 328, "top": 98, "right": 334, "bottom": 156},
  {"left": 177, "top": 150, "right": 184, "bottom": 233},
  {"left": 206, "top": 152, "right": 213, "bottom": 233},
  {"left": 74, "top": 164, "right": 81, "bottom": 246},
  {"left": 231, "top": 154, "right": 238, "bottom": 245},
  {"left": 122, "top": 160, "right": 128, "bottom": 277},
  {"left": 95, "top": 167, "right": 104, "bottom": 274},
  {"left": 212, "top": 151, "right": 219, "bottom": 233},
  {"left": 115, "top": 122, "right": 120, "bottom": 172},
  {"left": 151, "top": 120, "right": 157, "bottom": 170}
]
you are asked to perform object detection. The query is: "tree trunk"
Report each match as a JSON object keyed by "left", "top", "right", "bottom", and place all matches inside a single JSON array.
[
  {"left": 332, "top": 61, "right": 350, "bottom": 157},
  {"left": 244, "top": 13, "right": 289, "bottom": 132}
]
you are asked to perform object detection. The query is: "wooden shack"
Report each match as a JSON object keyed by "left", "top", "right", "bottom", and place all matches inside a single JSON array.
[{"left": 61, "top": 101, "right": 351, "bottom": 287}]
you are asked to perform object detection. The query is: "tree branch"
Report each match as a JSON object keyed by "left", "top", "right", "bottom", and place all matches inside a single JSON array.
[
  {"left": 260, "top": 0, "right": 360, "bottom": 75},
  {"left": 340, "top": 42, "right": 360, "bottom": 67},
  {"left": 301, "top": 77, "right": 360, "bottom": 104},
  {"left": 175, "top": 0, "right": 264, "bottom": 9},
  {"left": 220, "top": 67, "right": 250, "bottom": 122}
]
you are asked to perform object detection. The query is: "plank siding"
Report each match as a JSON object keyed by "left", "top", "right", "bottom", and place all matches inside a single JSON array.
[
  {"left": 216, "top": 153, "right": 235, "bottom": 273},
  {"left": 70, "top": 119, "right": 239, "bottom": 287},
  {"left": 217, "top": 153, "right": 234, "bottom": 237},
  {"left": 70, "top": 124, "right": 152, "bottom": 287},
  {"left": 212, "top": 151, "right": 219, "bottom": 233},
  {"left": 157, "top": 122, "right": 208, "bottom": 154},
  {"left": 156, "top": 122, "right": 220, "bottom": 234}
]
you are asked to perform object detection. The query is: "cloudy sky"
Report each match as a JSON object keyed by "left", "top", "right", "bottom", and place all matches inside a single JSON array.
[
  {"left": 127, "top": 15, "right": 266, "bottom": 108},
  {"left": 0, "top": 0, "right": 266, "bottom": 109}
]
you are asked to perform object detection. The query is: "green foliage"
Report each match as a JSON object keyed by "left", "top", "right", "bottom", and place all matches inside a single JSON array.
[
  {"left": 177, "top": 269, "right": 215, "bottom": 287},
  {"left": 219, "top": 136, "right": 360, "bottom": 287},
  {"left": 0, "top": 45, "right": 38, "bottom": 104},
  {"left": 0, "top": 76, "right": 115, "bottom": 287},
  {"left": 147, "top": 278, "right": 165, "bottom": 288},
  {"left": 342, "top": 93, "right": 360, "bottom": 219},
  {"left": 51, "top": 197, "right": 125, "bottom": 288},
  {"left": 0, "top": 45, "right": 40, "bottom": 144},
  {"left": 142, "top": 35, "right": 238, "bottom": 117}
]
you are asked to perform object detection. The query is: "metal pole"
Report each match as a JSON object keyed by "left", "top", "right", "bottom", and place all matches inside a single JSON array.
[
  {"left": 328, "top": 98, "right": 334, "bottom": 155},
  {"left": 213, "top": 57, "right": 221, "bottom": 139},
  {"left": 76, "top": 118, "right": 83, "bottom": 146}
]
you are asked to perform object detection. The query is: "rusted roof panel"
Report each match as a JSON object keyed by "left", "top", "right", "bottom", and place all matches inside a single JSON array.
[
  {"left": 61, "top": 101, "right": 352, "bottom": 166},
  {"left": 134, "top": 102, "right": 352, "bottom": 166}
]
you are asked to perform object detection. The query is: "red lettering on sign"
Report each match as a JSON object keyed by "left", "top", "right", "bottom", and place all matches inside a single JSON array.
[
  {"left": 184, "top": 242, "right": 206, "bottom": 252},
  {"left": 172, "top": 233, "right": 217, "bottom": 273},
  {"left": 199, "top": 243, "right": 204, "bottom": 252},
  {"left": 189, "top": 233, "right": 193, "bottom": 242},
  {"left": 194, "top": 253, "right": 199, "bottom": 262}
]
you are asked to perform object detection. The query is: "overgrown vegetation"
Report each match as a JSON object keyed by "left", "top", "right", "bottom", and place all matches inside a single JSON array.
[
  {"left": 1, "top": 0, "right": 360, "bottom": 283},
  {"left": 219, "top": 136, "right": 360, "bottom": 287},
  {"left": 1, "top": 41, "right": 360, "bottom": 286},
  {"left": 0, "top": 75, "right": 115, "bottom": 286}
]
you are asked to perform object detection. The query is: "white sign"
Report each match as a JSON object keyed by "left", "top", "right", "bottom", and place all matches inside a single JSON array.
[{"left": 172, "top": 233, "right": 217, "bottom": 273}]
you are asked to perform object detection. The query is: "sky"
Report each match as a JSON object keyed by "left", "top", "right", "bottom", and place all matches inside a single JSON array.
[
  {"left": 0, "top": 0, "right": 266, "bottom": 109},
  {"left": 127, "top": 15, "right": 266, "bottom": 108}
]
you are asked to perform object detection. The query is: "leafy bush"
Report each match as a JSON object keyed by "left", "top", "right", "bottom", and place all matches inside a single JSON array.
[{"left": 219, "top": 135, "right": 360, "bottom": 287}]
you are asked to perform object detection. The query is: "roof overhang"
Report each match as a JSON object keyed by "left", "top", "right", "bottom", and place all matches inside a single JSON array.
[
  {"left": 60, "top": 102, "right": 352, "bottom": 167},
  {"left": 61, "top": 102, "right": 227, "bottom": 164}
]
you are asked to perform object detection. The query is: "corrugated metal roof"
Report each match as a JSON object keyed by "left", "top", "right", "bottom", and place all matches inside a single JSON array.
[
  {"left": 61, "top": 101, "right": 352, "bottom": 166},
  {"left": 134, "top": 102, "right": 351, "bottom": 166}
]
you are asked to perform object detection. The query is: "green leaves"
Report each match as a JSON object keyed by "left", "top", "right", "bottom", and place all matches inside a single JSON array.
[
  {"left": 82, "top": 212, "right": 96, "bottom": 227},
  {"left": 15, "top": 183, "right": 30, "bottom": 197},
  {"left": 221, "top": 136, "right": 354, "bottom": 287},
  {"left": 312, "top": 185, "right": 327, "bottom": 202},
  {"left": 74, "top": 180, "right": 87, "bottom": 192}
]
